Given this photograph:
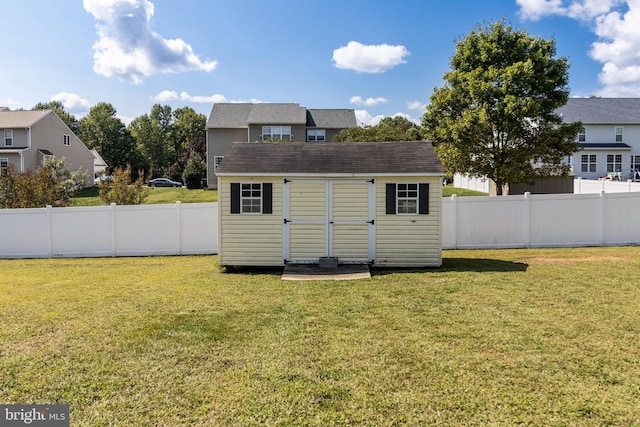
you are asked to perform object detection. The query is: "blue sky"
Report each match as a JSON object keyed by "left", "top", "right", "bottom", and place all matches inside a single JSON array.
[{"left": 0, "top": 1, "right": 635, "bottom": 126}]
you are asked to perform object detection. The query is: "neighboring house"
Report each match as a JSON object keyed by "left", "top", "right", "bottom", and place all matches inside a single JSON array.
[
  {"left": 92, "top": 149, "right": 108, "bottom": 177},
  {"left": 0, "top": 108, "right": 96, "bottom": 187},
  {"left": 215, "top": 141, "right": 444, "bottom": 268},
  {"left": 206, "top": 103, "right": 357, "bottom": 188},
  {"left": 556, "top": 98, "right": 640, "bottom": 181}
]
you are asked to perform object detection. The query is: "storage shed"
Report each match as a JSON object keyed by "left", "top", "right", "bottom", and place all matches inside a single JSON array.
[{"left": 215, "top": 141, "right": 444, "bottom": 268}]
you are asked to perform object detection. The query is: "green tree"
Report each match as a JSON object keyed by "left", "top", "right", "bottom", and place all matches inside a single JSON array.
[
  {"left": 0, "top": 158, "right": 87, "bottom": 208},
  {"left": 97, "top": 164, "right": 148, "bottom": 205},
  {"left": 422, "top": 20, "right": 582, "bottom": 195},
  {"left": 129, "top": 104, "right": 175, "bottom": 178},
  {"left": 78, "top": 103, "right": 141, "bottom": 175},
  {"left": 334, "top": 116, "right": 424, "bottom": 142},
  {"left": 173, "top": 107, "right": 207, "bottom": 178},
  {"left": 33, "top": 100, "right": 78, "bottom": 133},
  {"left": 182, "top": 150, "right": 206, "bottom": 189}
]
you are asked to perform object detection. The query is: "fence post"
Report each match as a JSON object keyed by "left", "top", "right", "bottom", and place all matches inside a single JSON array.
[
  {"left": 47, "top": 205, "right": 53, "bottom": 258},
  {"left": 575, "top": 177, "right": 581, "bottom": 194},
  {"left": 176, "top": 201, "right": 182, "bottom": 255},
  {"left": 110, "top": 203, "right": 117, "bottom": 257},
  {"left": 524, "top": 192, "right": 531, "bottom": 248},
  {"left": 451, "top": 194, "right": 458, "bottom": 250},
  {"left": 599, "top": 191, "right": 606, "bottom": 246}
]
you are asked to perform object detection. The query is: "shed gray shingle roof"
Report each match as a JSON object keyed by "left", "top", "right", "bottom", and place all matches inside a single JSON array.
[
  {"left": 207, "top": 103, "right": 356, "bottom": 129},
  {"left": 556, "top": 98, "right": 640, "bottom": 124},
  {"left": 216, "top": 141, "right": 444, "bottom": 175}
]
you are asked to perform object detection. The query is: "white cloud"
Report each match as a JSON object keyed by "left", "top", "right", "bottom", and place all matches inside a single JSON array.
[
  {"left": 83, "top": 0, "right": 217, "bottom": 84},
  {"left": 392, "top": 112, "right": 421, "bottom": 125},
  {"left": 51, "top": 92, "right": 91, "bottom": 115},
  {"left": 0, "top": 98, "right": 23, "bottom": 109},
  {"left": 516, "top": 0, "right": 621, "bottom": 21},
  {"left": 518, "top": 1, "right": 640, "bottom": 96},
  {"left": 407, "top": 100, "right": 426, "bottom": 111},
  {"left": 349, "top": 96, "right": 388, "bottom": 107},
  {"left": 355, "top": 110, "right": 385, "bottom": 127},
  {"left": 332, "top": 41, "right": 409, "bottom": 73},
  {"left": 152, "top": 90, "right": 265, "bottom": 104}
]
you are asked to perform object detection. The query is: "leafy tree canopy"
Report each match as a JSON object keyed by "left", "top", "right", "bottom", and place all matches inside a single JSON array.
[
  {"left": 422, "top": 19, "right": 582, "bottom": 195},
  {"left": 334, "top": 116, "right": 424, "bottom": 142}
]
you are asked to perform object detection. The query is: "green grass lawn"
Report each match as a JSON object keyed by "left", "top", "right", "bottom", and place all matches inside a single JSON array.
[
  {"left": 442, "top": 185, "right": 487, "bottom": 197},
  {"left": 1, "top": 247, "right": 638, "bottom": 425},
  {"left": 72, "top": 186, "right": 217, "bottom": 206},
  {"left": 72, "top": 186, "right": 478, "bottom": 207}
]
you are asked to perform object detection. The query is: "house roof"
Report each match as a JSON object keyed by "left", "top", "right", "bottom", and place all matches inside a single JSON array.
[
  {"left": 207, "top": 103, "right": 356, "bottom": 129},
  {"left": 216, "top": 141, "right": 444, "bottom": 176},
  {"left": 307, "top": 109, "right": 357, "bottom": 128},
  {"left": 579, "top": 143, "right": 632, "bottom": 150},
  {"left": 556, "top": 98, "right": 640, "bottom": 124},
  {"left": 0, "top": 110, "right": 49, "bottom": 128}
]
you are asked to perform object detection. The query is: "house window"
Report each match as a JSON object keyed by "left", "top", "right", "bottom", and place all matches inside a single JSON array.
[
  {"left": 607, "top": 154, "right": 622, "bottom": 173},
  {"left": 615, "top": 127, "right": 623, "bottom": 142},
  {"left": 581, "top": 154, "right": 596, "bottom": 173},
  {"left": 0, "top": 158, "right": 8, "bottom": 175},
  {"left": 631, "top": 155, "right": 640, "bottom": 171},
  {"left": 307, "top": 129, "right": 326, "bottom": 142},
  {"left": 4, "top": 129, "right": 13, "bottom": 146},
  {"left": 578, "top": 127, "right": 586, "bottom": 142},
  {"left": 63, "top": 134, "right": 70, "bottom": 146},
  {"left": 230, "top": 182, "right": 273, "bottom": 214},
  {"left": 386, "top": 183, "right": 429, "bottom": 215},
  {"left": 262, "top": 126, "right": 291, "bottom": 141},
  {"left": 213, "top": 156, "right": 224, "bottom": 174}
]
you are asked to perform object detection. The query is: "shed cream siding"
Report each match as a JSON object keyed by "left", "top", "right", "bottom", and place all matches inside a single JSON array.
[
  {"left": 287, "top": 181, "right": 326, "bottom": 261},
  {"left": 330, "top": 181, "right": 370, "bottom": 262},
  {"left": 218, "top": 176, "right": 283, "bottom": 266},
  {"left": 375, "top": 176, "right": 442, "bottom": 267}
]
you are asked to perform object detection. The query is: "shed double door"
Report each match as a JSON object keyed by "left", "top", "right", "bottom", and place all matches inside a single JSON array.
[{"left": 283, "top": 179, "right": 374, "bottom": 264}]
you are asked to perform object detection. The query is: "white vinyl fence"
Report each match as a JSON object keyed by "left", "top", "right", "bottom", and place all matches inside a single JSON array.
[
  {"left": 0, "top": 202, "right": 218, "bottom": 258},
  {"left": 1, "top": 192, "right": 639, "bottom": 258},
  {"left": 443, "top": 192, "right": 640, "bottom": 249}
]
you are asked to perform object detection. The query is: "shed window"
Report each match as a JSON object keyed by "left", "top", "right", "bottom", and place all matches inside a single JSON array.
[
  {"left": 63, "top": 134, "right": 71, "bottom": 146},
  {"left": 386, "top": 183, "right": 429, "bottom": 215},
  {"left": 231, "top": 182, "right": 272, "bottom": 214}
]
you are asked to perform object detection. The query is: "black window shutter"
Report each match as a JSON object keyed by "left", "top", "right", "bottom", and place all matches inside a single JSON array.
[
  {"left": 262, "top": 183, "right": 272, "bottom": 214},
  {"left": 386, "top": 183, "right": 396, "bottom": 214},
  {"left": 419, "top": 183, "right": 429, "bottom": 214},
  {"left": 230, "top": 183, "right": 240, "bottom": 214}
]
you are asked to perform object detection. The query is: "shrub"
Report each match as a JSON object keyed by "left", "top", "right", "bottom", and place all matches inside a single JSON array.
[
  {"left": 98, "top": 165, "right": 149, "bottom": 205},
  {"left": 182, "top": 151, "right": 206, "bottom": 189}
]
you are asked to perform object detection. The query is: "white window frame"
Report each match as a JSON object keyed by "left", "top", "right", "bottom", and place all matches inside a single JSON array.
[
  {"left": 0, "top": 158, "right": 8, "bottom": 175},
  {"left": 581, "top": 154, "right": 596, "bottom": 173},
  {"left": 615, "top": 127, "right": 623, "bottom": 142},
  {"left": 262, "top": 126, "right": 291, "bottom": 141},
  {"left": 63, "top": 134, "right": 70, "bottom": 146},
  {"left": 631, "top": 155, "right": 640, "bottom": 171},
  {"left": 396, "top": 183, "right": 418, "bottom": 215},
  {"left": 241, "top": 182, "right": 262, "bottom": 214},
  {"left": 307, "top": 129, "right": 326, "bottom": 142},
  {"left": 213, "top": 156, "right": 224, "bottom": 174},
  {"left": 4, "top": 129, "right": 13, "bottom": 146},
  {"left": 578, "top": 127, "right": 586, "bottom": 142},
  {"left": 607, "top": 154, "right": 622, "bottom": 173}
]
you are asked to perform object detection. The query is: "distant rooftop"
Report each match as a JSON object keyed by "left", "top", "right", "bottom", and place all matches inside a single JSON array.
[
  {"left": 207, "top": 103, "right": 356, "bottom": 129},
  {"left": 556, "top": 98, "right": 640, "bottom": 124}
]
